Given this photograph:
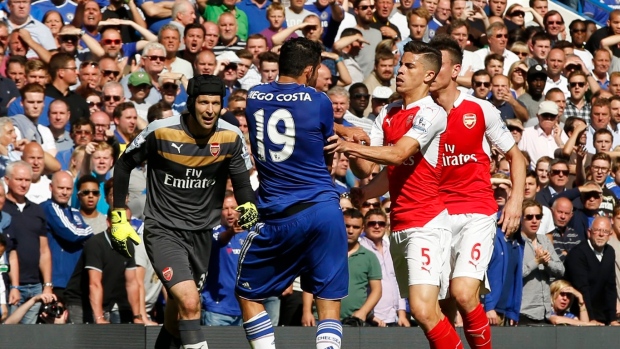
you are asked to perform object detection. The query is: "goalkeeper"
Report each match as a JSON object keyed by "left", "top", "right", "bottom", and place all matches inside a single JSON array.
[{"left": 112, "top": 74, "right": 256, "bottom": 349}]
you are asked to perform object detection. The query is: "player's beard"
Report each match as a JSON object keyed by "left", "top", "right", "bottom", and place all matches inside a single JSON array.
[{"left": 307, "top": 65, "right": 319, "bottom": 87}]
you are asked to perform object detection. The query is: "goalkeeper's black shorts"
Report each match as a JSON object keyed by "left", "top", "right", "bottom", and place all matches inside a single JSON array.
[{"left": 144, "top": 218, "right": 212, "bottom": 293}]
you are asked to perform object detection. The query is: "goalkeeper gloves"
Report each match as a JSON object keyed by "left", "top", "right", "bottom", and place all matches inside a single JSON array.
[
  {"left": 235, "top": 202, "right": 258, "bottom": 229},
  {"left": 110, "top": 209, "right": 141, "bottom": 258}
]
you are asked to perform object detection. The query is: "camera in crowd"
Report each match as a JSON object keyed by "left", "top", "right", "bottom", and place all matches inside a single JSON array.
[{"left": 41, "top": 301, "right": 65, "bottom": 319}]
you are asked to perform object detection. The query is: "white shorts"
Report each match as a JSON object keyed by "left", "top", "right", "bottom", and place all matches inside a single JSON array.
[
  {"left": 448, "top": 213, "right": 496, "bottom": 292},
  {"left": 390, "top": 209, "right": 452, "bottom": 300}
]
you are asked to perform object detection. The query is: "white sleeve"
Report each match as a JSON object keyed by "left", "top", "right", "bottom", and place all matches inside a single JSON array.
[
  {"left": 403, "top": 105, "right": 447, "bottom": 148},
  {"left": 481, "top": 101, "right": 515, "bottom": 153},
  {"left": 39, "top": 126, "right": 57, "bottom": 154},
  {"left": 370, "top": 104, "right": 388, "bottom": 147}
]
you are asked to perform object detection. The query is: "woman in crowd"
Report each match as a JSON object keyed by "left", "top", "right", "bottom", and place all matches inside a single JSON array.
[
  {"left": 508, "top": 61, "right": 529, "bottom": 98},
  {"left": 548, "top": 280, "right": 601, "bottom": 326},
  {"left": 42, "top": 11, "right": 64, "bottom": 47}
]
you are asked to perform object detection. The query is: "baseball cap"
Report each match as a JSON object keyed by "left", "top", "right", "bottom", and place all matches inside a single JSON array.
[
  {"left": 538, "top": 101, "right": 558, "bottom": 116},
  {"left": 216, "top": 51, "right": 242, "bottom": 65},
  {"left": 505, "top": 118, "right": 524, "bottom": 131},
  {"left": 128, "top": 72, "right": 151, "bottom": 87},
  {"left": 527, "top": 64, "right": 547, "bottom": 79},
  {"left": 372, "top": 86, "right": 392, "bottom": 100}
]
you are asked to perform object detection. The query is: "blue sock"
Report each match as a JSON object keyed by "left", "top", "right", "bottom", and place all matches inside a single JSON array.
[
  {"left": 316, "top": 319, "right": 342, "bottom": 349},
  {"left": 243, "top": 311, "right": 275, "bottom": 349}
]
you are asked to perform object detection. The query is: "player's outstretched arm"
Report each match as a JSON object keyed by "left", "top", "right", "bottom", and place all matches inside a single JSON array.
[
  {"left": 350, "top": 168, "right": 389, "bottom": 207},
  {"left": 326, "top": 135, "right": 420, "bottom": 166},
  {"left": 498, "top": 145, "right": 526, "bottom": 234}
]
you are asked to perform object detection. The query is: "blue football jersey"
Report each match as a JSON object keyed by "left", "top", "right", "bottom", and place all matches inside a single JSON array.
[{"left": 245, "top": 82, "right": 339, "bottom": 216}]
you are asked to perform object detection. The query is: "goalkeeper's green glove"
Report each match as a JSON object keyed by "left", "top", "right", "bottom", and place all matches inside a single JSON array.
[
  {"left": 235, "top": 202, "right": 258, "bottom": 230},
  {"left": 110, "top": 209, "right": 141, "bottom": 258}
]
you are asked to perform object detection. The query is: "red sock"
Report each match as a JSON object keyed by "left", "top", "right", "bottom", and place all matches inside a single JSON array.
[
  {"left": 426, "top": 316, "right": 464, "bottom": 349},
  {"left": 462, "top": 304, "right": 492, "bottom": 349}
]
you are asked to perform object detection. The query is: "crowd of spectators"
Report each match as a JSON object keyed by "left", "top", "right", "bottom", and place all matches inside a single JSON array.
[{"left": 0, "top": 0, "right": 618, "bottom": 333}]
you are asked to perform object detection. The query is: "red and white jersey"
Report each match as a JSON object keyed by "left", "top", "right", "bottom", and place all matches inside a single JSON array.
[
  {"left": 440, "top": 93, "right": 515, "bottom": 216},
  {"left": 370, "top": 96, "right": 447, "bottom": 231}
]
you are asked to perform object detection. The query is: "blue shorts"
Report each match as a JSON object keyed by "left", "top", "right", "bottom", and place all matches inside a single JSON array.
[{"left": 235, "top": 201, "right": 348, "bottom": 301}]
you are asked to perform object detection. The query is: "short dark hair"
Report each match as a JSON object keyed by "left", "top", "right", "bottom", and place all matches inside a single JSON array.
[
  {"left": 113, "top": 102, "right": 136, "bottom": 120},
  {"left": 49, "top": 52, "right": 75, "bottom": 80},
  {"left": 429, "top": 34, "right": 462, "bottom": 66},
  {"left": 77, "top": 174, "right": 99, "bottom": 192},
  {"left": 364, "top": 208, "right": 387, "bottom": 223},
  {"left": 343, "top": 208, "right": 363, "bottom": 220},
  {"left": 553, "top": 40, "right": 574, "bottom": 50},
  {"left": 71, "top": 118, "right": 95, "bottom": 134},
  {"left": 531, "top": 32, "right": 551, "bottom": 45},
  {"left": 485, "top": 53, "right": 504, "bottom": 67},
  {"left": 7, "top": 55, "right": 27, "bottom": 69},
  {"left": 278, "top": 37, "right": 322, "bottom": 78},
  {"left": 563, "top": 116, "right": 585, "bottom": 135},
  {"left": 447, "top": 19, "right": 469, "bottom": 34},
  {"left": 349, "top": 82, "right": 368, "bottom": 94},
  {"left": 402, "top": 40, "right": 442, "bottom": 75},
  {"left": 147, "top": 101, "right": 172, "bottom": 123},
  {"left": 594, "top": 128, "right": 613, "bottom": 142},
  {"left": 184, "top": 23, "right": 205, "bottom": 38},
  {"left": 340, "top": 27, "right": 363, "bottom": 38},
  {"left": 258, "top": 51, "right": 279, "bottom": 67}
]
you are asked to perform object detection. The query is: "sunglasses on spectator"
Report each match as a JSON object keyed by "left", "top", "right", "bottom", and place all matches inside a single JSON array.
[
  {"left": 80, "top": 61, "right": 99, "bottom": 69},
  {"left": 59, "top": 35, "right": 79, "bottom": 43},
  {"left": 362, "top": 201, "right": 381, "bottom": 208},
  {"left": 74, "top": 130, "right": 93, "bottom": 135},
  {"left": 104, "top": 95, "right": 122, "bottom": 102},
  {"left": 87, "top": 101, "right": 102, "bottom": 108},
  {"left": 367, "top": 221, "right": 387, "bottom": 227},
  {"left": 509, "top": 10, "right": 525, "bottom": 17},
  {"left": 558, "top": 292, "right": 574, "bottom": 298},
  {"left": 345, "top": 224, "right": 362, "bottom": 229},
  {"left": 474, "top": 81, "right": 491, "bottom": 88},
  {"left": 78, "top": 190, "right": 100, "bottom": 196},
  {"left": 547, "top": 21, "right": 564, "bottom": 25},
  {"left": 508, "top": 126, "right": 522, "bottom": 133},
  {"left": 571, "top": 28, "right": 586, "bottom": 33},
  {"left": 523, "top": 214, "right": 543, "bottom": 221},
  {"left": 358, "top": 4, "right": 374, "bottom": 10},
  {"left": 513, "top": 51, "right": 529, "bottom": 58},
  {"left": 583, "top": 192, "right": 602, "bottom": 199},
  {"left": 569, "top": 82, "right": 585, "bottom": 88},
  {"left": 102, "top": 70, "right": 120, "bottom": 77},
  {"left": 162, "top": 83, "right": 179, "bottom": 90},
  {"left": 0, "top": 35, "right": 8, "bottom": 41},
  {"left": 494, "top": 34, "right": 508, "bottom": 39},
  {"left": 145, "top": 55, "right": 166, "bottom": 62},
  {"left": 550, "top": 169, "right": 569, "bottom": 176},
  {"left": 102, "top": 39, "right": 121, "bottom": 45},
  {"left": 134, "top": 84, "right": 152, "bottom": 89},
  {"left": 352, "top": 93, "right": 370, "bottom": 99}
]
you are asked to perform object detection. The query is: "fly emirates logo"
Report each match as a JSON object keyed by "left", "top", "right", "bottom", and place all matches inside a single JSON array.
[
  {"left": 163, "top": 169, "right": 216, "bottom": 189},
  {"left": 442, "top": 144, "right": 477, "bottom": 166}
]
